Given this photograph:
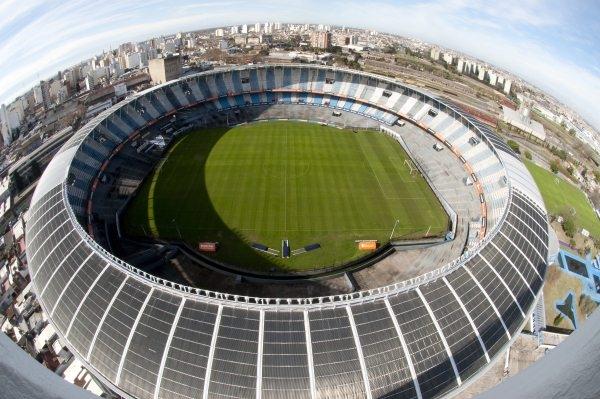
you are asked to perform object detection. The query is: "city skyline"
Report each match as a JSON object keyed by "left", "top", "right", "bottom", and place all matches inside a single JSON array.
[
  {"left": 3, "top": 3, "right": 600, "bottom": 398},
  {"left": 0, "top": 0, "right": 598, "bottom": 129}
]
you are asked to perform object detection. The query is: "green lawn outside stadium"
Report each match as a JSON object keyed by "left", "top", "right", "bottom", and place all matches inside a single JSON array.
[
  {"left": 525, "top": 160, "right": 600, "bottom": 238},
  {"left": 123, "top": 121, "right": 449, "bottom": 272}
]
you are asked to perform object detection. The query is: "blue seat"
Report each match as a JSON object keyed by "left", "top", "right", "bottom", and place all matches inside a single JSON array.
[
  {"left": 164, "top": 87, "right": 182, "bottom": 109},
  {"left": 282, "top": 92, "right": 292, "bottom": 104},
  {"left": 196, "top": 78, "right": 213, "bottom": 99},
  {"left": 249, "top": 70, "right": 260, "bottom": 91},
  {"left": 179, "top": 81, "right": 198, "bottom": 104},
  {"left": 299, "top": 68, "right": 309, "bottom": 91},
  {"left": 149, "top": 93, "right": 167, "bottom": 114},
  {"left": 218, "top": 97, "right": 231, "bottom": 109},
  {"left": 266, "top": 68, "right": 275, "bottom": 90},
  {"left": 312, "top": 93, "right": 324, "bottom": 105},
  {"left": 283, "top": 67, "right": 292, "bottom": 88},
  {"left": 231, "top": 70, "right": 244, "bottom": 93},
  {"left": 118, "top": 110, "right": 139, "bottom": 131},
  {"left": 104, "top": 119, "right": 128, "bottom": 140},
  {"left": 215, "top": 74, "right": 228, "bottom": 97},
  {"left": 314, "top": 69, "right": 326, "bottom": 91},
  {"left": 234, "top": 94, "right": 245, "bottom": 107}
]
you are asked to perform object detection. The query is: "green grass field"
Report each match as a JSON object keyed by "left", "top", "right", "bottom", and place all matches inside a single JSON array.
[
  {"left": 124, "top": 121, "right": 449, "bottom": 272},
  {"left": 525, "top": 160, "right": 600, "bottom": 238}
]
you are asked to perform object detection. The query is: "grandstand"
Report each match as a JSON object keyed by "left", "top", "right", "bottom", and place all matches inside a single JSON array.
[{"left": 26, "top": 65, "right": 548, "bottom": 399}]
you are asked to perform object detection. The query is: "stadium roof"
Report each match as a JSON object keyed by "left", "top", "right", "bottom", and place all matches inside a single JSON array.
[{"left": 26, "top": 65, "right": 549, "bottom": 399}]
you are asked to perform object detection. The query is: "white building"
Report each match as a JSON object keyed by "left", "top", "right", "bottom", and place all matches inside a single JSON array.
[
  {"left": 241, "top": 24, "right": 248, "bottom": 34},
  {"left": 502, "top": 106, "right": 546, "bottom": 141},
  {"left": 84, "top": 75, "right": 94, "bottom": 91},
  {"left": 456, "top": 59, "right": 464, "bottom": 73},
  {"left": 254, "top": 22, "right": 261, "bottom": 33},
  {"left": 126, "top": 53, "right": 141, "bottom": 69},
  {"left": 503, "top": 79, "right": 512, "bottom": 95},
  {"left": 0, "top": 105, "right": 12, "bottom": 146},
  {"left": 478, "top": 68, "right": 486, "bottom": 81},
  {"left": 230, "top": 26, "right": 239, "bottom": 35},
  {"left": 109, "top": 60, "right": 123, "bottom": 78},
  {"left": 33, "top": 86, "right": 44, "bottom": 105},
  {"left": 430, "top": 48, "right": 440, "bottom": 60},
  {"left": 534, "top": 104, "right": 564, "bottom": 125},
  {"left": 442, "top": 53, "right": 453, "bottom": 65},
  {"left": 215, "top": 28, "right": 224, "bottom": 37}
]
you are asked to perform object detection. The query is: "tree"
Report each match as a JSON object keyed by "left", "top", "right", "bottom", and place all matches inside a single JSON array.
[
  {"left": 553, "top": 313, "right": 564, "bottom": 326},
  {"left": 550, "top": 160, "right": 560, "bottom": 174},
  {"left": 579, "top": 294, "right": 598, "bottom": 316},
  {"left": 507, "top": 139, "right": 520, "bottom": 154},
  {"left": 382, "top": 45, "right": 397, "bottom": 54},
  {"left": 524, "top": 150, "right": 532, "bottom": 160},
  {"left": 562, "top": 217, "right": 576, "bottom": 238},
  {"left": 557, "top": 149, "right": 568, "bottom": 161}
]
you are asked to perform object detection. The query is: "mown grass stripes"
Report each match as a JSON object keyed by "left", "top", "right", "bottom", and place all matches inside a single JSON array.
[{"left": 124, "top": 121, "right": 449, "bottom": 271}]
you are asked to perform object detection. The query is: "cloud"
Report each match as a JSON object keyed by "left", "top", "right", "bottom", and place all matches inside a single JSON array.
[{"left": 0, "top": 0, "right": 598, "bottom": 130}]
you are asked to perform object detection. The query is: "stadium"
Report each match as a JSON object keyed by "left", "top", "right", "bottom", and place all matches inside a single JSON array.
[{"left": 25, "top": 64, "right": 549, "bottom": 399}]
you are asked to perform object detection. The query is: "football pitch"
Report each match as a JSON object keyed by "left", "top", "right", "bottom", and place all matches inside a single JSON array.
[
  {"left": 525, "top": 160, "right": 600, "bottom": 238},
  {"left": 123, "top": 121, "right": 449, "bottom": 272}
]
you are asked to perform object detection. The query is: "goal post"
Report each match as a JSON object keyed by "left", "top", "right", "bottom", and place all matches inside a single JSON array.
[{"left": 404, "top": 159, "right": 417, "bottom": 175}]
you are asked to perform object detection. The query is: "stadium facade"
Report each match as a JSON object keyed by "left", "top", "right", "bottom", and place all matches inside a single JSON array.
[{"left": 26, "top": 65, "right": 549, "bottom": 399}]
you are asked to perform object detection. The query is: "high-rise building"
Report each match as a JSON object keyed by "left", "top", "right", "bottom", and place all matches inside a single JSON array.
[
  {"left": 84, "top": 75, "right": 95, "bottom": 91},
  {"left": 215, "top": 28, "right": 224, "bottom": 37},
  {"left": 504, "top": 79, "right": 512, "bottom": 95},
  {"left": 0, "top": 105, "right": 12, "bottom": 146},
  {"left": 477, "top": 67, "right": 485, "bottom": 81},
  {"left": 148, "top": 55, "right": 182, "bottom": 85},
  {"left": 259, "top": 34, "right": 273, "bottom": 44},
  {"left": 442, "top": 53, "right": 453, "bottom": 64},
  {"left": 311, "top": 31, "right": 331, "bottom": 49},
  {"left": 241, "top": 24, "right": 248, "bottom": 34},
  {"left": 38, "top": 81, "right": 51, "bottom": 109},
  {"left": 254, "top": 22, "right": 261, "bottom": 33},
  {"left": 230, "top": 26, "right": 239, "bottom": 35},
  {"left": 109, "top": 60, "right": 123, "bottom": 78},
  {"left": 126, "top": 52, "right": 148, "bottom": 69},
  {"left": 430, "top": 48, "right": 440, "bottom": 60},
  {"left": 456, "top": 59, "right": 464, "bottom": 73},
  {"left": 33, "top": 85, "right": 44, "bottom": 105}
]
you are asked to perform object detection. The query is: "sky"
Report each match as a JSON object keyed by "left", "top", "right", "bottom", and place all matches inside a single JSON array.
[{"left": 0, "top": 0, "right": 598, "bottom": 129}]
